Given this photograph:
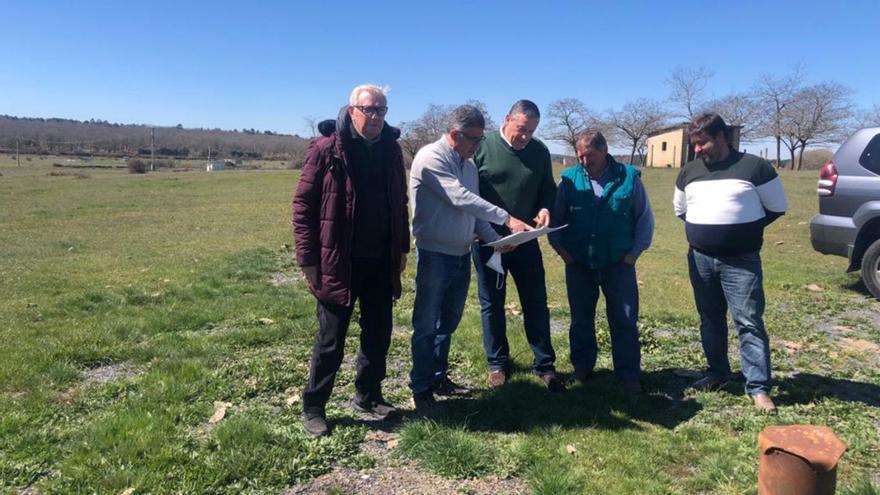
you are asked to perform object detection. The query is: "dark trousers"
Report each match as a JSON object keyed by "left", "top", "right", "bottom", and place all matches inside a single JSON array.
[
  {"left": 472, "top": 239, "right": 556, "bottom": 374},
  {"left": 302, "top": 257, "right": 393, "bottom": 409},
  {"left": 565, "top": 260, "right": 641, "bottom": 380}
]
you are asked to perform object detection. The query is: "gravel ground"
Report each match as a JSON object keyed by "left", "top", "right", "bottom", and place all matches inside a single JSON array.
[{"left": 284, "top": 464, "right": 527, "bottom": 495}]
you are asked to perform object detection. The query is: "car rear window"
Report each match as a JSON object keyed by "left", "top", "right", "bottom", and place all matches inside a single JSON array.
[{"left": 860, "top": 133, "right": 880, "bottom": 174}]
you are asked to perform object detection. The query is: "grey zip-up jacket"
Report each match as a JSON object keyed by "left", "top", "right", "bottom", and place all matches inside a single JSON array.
[{"left": 410, "top": 137, "right": 507, "bottom": 255}]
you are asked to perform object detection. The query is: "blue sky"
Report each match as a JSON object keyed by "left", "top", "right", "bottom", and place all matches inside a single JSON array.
[{"left": 2, "top": 0, "right": 878, "bottom": 153}]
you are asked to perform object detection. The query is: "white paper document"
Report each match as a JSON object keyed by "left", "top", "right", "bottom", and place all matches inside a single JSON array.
[{"left": 485, "top": 224, "right": 567, "bottom": 248}]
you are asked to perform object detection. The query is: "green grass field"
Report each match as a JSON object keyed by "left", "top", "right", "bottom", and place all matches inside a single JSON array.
[{"left": 1, "top": 155, "right": 878, "bottom": 494}]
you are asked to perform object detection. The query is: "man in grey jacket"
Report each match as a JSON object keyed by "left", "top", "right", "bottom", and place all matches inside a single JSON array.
[{"left": 409, "top": 105, "right": 531, "bottom": 410}]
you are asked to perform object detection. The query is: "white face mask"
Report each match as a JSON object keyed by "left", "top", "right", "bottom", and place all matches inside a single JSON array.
[
  {"left": 486, "top": 251, "right": 506, "bottom": 290},
  {"left": 486, "top": 251, "right": 504, "bottom": 274}
]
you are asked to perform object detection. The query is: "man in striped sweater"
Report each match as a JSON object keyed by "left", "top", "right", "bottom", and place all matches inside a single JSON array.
[{"left": 673, "top": 113, "right": 788, "bottom": 414}]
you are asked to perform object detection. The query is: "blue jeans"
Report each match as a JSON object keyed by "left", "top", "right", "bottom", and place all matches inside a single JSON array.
[
  {"left": 409, "top": 248, "right": 471, "bottom": 394},
  {"left": 472, "top": 239, "right": 556, "bottom": 374},
  {"left": 687, "top": 248, "right": 771, "bottom": 395},
  {"left": 565, "top": 260, "right": 641, "bottom": 380}
]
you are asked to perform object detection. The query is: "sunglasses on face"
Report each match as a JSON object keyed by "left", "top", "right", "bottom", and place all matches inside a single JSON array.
[{"left": 353, "top": 105, "right": 388, "bottom": 117}]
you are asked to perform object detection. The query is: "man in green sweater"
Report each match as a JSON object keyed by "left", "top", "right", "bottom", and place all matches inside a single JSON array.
[{"left": 471, "top": 100, "right": 563, "bottom": 391}]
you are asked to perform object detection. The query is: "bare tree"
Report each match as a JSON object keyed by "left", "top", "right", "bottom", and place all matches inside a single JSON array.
[
  {"left": 857, "top": 104, "right": 880, "bottom": 128},
  {"left": 780, "top": 82, "right": 854, "bottom": 170},
  {"left": 700, "top": 92, "right": 762, "bottom": 142},
  {"left": 666, "top": 66, "right": 714, "bottom": 120},
  {"left": 753, "top": 68, "right": 802, "bottom": 167},
  {"left": 545, "top": 98, "right": 599, "bottom": 154},
  {"left": 398, "top": 103, "right": 453, "bottom": 161},
  {"left": 608, "top": 98, "right": 668, "bottom": 166},
  {"left": 464, "top": 99, "right": 497, "bottom": 131},
  {"left": 303, "top": 116, "right": 318, "bottom": 138},
  {"left": 397, "top": 100, "right": 496, "bottom": 162}
]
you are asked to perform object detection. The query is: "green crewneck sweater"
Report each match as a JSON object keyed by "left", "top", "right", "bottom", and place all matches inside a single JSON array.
[{"left": 473, "top": 130, "right": 556, "bottom": 224}]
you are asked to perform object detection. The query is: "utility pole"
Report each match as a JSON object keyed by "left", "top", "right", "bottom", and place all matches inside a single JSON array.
[
  {"left": 16, "top": 137, "right": 21, "bottom": 167},
  {"left": 150, "top": 128, "right": 156, "bottom": 171}
]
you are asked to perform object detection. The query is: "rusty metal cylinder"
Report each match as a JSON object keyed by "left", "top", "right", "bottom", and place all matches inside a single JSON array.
[{"left": 758, "top": 425, "right": 847, "bottom": 495}]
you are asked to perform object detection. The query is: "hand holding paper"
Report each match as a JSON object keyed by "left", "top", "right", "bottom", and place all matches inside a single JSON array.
[{"left": 485, "top": 224, "right": 567, "bottom": 249}]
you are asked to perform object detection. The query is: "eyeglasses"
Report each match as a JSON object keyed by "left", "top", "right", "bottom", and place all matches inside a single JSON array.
[
  {"left": 456, "top": 131, "right": 485, "bottom": 145},
  {"left": 353, "top": 105, "right": 388, "bottom": 117}
]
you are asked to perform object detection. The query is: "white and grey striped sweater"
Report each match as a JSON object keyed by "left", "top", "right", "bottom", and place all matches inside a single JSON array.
[{"left": 673, "top": 150, "right": 788, "bottom": 256}]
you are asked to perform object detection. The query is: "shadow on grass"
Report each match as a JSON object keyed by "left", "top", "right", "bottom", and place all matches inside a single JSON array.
[
  {"left": 843, "top": 278, "right": 874, "bottom": 298},
  {"left": 334, "top": 414, "right": 403, "bottom": 433},
  {"left": 776, "top": 372, "right": 880, "bottom": 408},
  {"left": 409, "top": 368, "right": 703, "bottom": 434}
]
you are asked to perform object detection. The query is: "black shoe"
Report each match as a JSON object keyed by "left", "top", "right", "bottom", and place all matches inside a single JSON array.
[
  {"left": 353, "top": 395, "right": 398, "bottom": 420},
  {"left": 432, "top": 376, "right": 471, "bottom": 396},
  {"left": 539, "top": 372, "right": 566, "bottom": 393},
  {"left": 569, "top": 369, "right": 593, "bottom": 385},
  {"left": 689, "top": 375, "right": 730, "bottom": 392},
  {"left": 412, "top": 390, "right": 441, "bottom": 416},
  {"left": 302, "top": 407, "right": 328, "bottom": 437}
]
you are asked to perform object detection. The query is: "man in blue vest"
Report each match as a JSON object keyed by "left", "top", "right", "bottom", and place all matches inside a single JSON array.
[{"left": 549, "top": 129, "right": 654, "bottom": 393}]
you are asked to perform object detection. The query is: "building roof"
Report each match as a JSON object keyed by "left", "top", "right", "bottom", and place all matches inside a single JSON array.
[
  {"left": 647, "top": 123, "right": 690, "bottom": 138},
  {"left": 647, "top": 122, "right": 743, "bottom": 138}
]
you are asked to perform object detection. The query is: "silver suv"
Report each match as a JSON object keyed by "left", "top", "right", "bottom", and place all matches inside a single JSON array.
[{"left": 810, "top": 126, "right": 880, "bottom": 298}]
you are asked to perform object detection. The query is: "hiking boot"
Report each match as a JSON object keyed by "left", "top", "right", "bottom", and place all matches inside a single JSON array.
[
  {"left": 432, "top": 376, "right": 471, "bottom": 396},
  {"left": 619, "top": 378, "right": 642, "bottom": 395},
  {"left": 752, "top": 393, "right": 778, "bottom": 415},
  {"left": 412, "top": 390, "right": 441, "bottom": 416},
  {"left": 689, "top": 374, "right": 730, "bottom": 392},
  {"left": 569, "top": 369, "right": 593, "bottom": 385},
  {"left": 302, "top": 407, "right": 329, "bottom": 437},
  {"left": 539, "top": 372, "right": 566, "bottom": 393},
  {"left": 487, "top": 369, "right": 507, "bottom": 388},
  {"left": 352, "top": 394, "right": 398, "bottom": 420}
]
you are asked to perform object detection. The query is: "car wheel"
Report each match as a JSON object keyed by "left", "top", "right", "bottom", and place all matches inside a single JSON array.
[{"left": 861, "top": 238, "right": 880, "bottom": 299}]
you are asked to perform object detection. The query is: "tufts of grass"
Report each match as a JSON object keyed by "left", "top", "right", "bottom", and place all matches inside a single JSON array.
[
  {"left": 842, "top": 481, "right": 880, "bottom": 495},
  {"left": 528, "top": 467, "right": 581, "bottom": 495},
  {"left": 397, "top": 420, "right": 498, "bottom": 479}
]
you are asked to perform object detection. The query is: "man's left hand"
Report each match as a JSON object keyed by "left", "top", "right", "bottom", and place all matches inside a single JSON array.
[
  {"left": 400, "top": 254, "right": 407, "bottom": 273},
  {"left": 533, "top": 208, "right": 551, "bottom": 228},
  {"left": 622, "top": 254, "right": 637, "bottom": 265}
]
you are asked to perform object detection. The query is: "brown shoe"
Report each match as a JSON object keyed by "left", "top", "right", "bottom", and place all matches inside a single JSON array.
[
  {"left": 487, "top": 369, "right": 507, "bottom": 388},
  {"left": 540, "top": 373, "right": 566, "bottom": 393},
  {"left": 752, "top": 393, "right": 778, "bottom": 415}
]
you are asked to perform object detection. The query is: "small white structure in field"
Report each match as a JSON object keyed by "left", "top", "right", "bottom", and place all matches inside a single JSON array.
[{"left": 206, "top": 160, "right": 225, "bottom": 172}]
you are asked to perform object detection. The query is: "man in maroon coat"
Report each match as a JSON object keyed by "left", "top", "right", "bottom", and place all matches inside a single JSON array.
[{"left": 293, "top": 84, "right": 410, "bottom": 437}]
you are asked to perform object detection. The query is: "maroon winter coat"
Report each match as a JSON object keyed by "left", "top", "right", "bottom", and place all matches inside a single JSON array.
[{"left": 292, "top": 119, "right": 410, "bottom": 306}]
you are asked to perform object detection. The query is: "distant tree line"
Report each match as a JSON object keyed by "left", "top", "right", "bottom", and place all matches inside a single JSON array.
[
  {"left": 541, "top": 67, "right": 879, "bottom": 170},
  {"left": 0, "top": 115, "right": 311, "bottom": 165},
  {"left": 397, "top": 67, "right": 880, "bottom": 171}
]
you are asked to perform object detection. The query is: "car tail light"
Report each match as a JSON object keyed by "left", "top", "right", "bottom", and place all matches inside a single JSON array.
[{"left": 818, "top": 161, "right": 838, "bottom": 196}]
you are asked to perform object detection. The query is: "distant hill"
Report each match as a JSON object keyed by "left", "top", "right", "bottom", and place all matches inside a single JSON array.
[{"left": 0, "top": 115, "right": 311, "bottom": 163}]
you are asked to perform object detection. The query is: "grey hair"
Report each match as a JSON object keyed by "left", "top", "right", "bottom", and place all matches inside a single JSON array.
[
  {"left": 447, "top": 105, "right": 486, "bottom": 133},
  {"left": 508, "top": 99, "right": 540, "bottom": 120},
  {"left": 349, "top": 84, "right": 389, "bottom": 105},
  {"left": 575, "top": 129, "right": 608, "bottom": 152}
]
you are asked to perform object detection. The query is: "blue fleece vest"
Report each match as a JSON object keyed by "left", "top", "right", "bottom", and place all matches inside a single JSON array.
[{"left": 558, "top": 160, "right": 639, "bottom": 268}]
